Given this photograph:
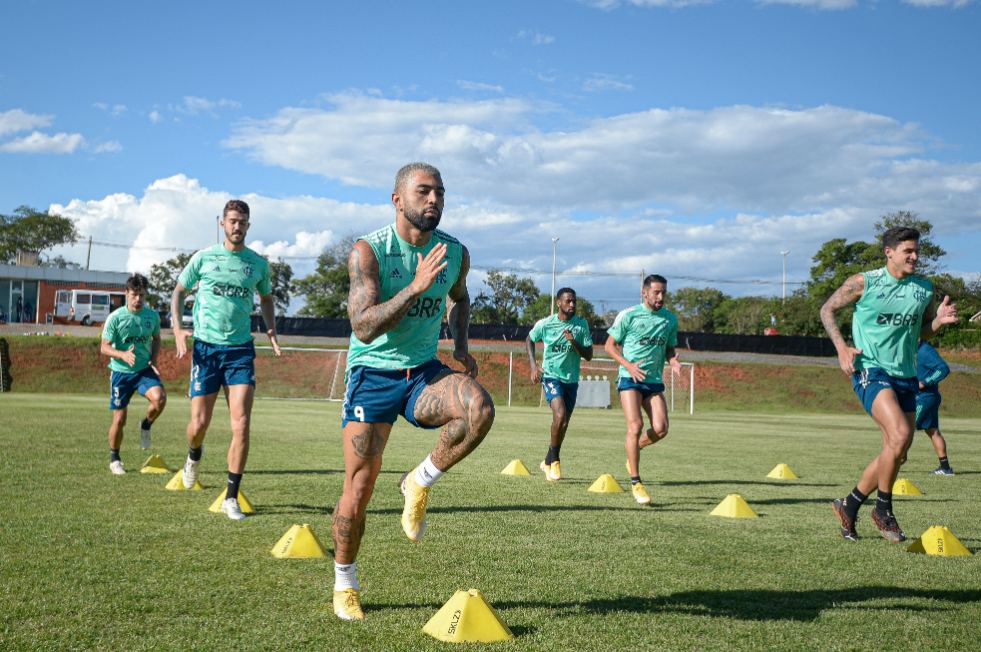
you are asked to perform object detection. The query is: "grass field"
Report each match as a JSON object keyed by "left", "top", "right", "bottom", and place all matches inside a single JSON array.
[{"left": 2, "top": 395, "right": 980, "bottom": 651}]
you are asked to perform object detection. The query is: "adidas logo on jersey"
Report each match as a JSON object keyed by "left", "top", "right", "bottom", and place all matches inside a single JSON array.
[
  {"left": 877, "top": 293, "right": 886, "bottom": 299},
  {"left": 390, "top": 269, "right": 403, "bottom": 279}
]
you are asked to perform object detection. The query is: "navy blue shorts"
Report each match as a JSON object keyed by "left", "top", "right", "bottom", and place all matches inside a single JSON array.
[
  {"left": 915, "top": 392, "right": 941, "bottom": 431},
  {"left": 852, "top": 368, "right": 918, "bottom": 416},
  {"left": 110, "top": 367, "right": 163, "bottom": 410},
  {"left": 542, "top": 378, "right": 579, "bottom": 414},
  {"left": 616, "top": 377, "right": 665, "bottom": 400},
  {"left": 342, "top": 359, "right": 451, "bottom": 428},
  {"left": 190, "top": 340, "right": 256, "bottom": 397}
]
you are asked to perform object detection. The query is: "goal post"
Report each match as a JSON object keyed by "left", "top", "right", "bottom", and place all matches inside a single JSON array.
[{"left": 252, "top": 346, "right": 347, "bottom": 401}]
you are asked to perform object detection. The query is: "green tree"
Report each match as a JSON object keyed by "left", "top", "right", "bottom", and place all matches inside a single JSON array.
[
  {"left": 0, "top": 206, "right": 78, "bottom": 264},
  {"left": 713, "top": 296, "right": 770, "bottom": 335},
  {"left": 472, "top": 271, "right": 539, "bottom": 324},
  {"left": 147, "top": 252, "right": 193, "bottom": 311},
  {"left": 40, "top": 255, "right": 83, "bottom": 270},
  {"left": 869, "top": 211, "right": 946, "bottom": 276},
  {"left": 667, "top": 286, "right": 727, "bottom": 332},
  {"left": 520, "top": 292, "right": 605, "bottom": 328},
  {"left": 263, "top": 258, "right": 293, "bottom": 314},
  {"left": 768, "top": 292, "right": 825, "bottom": 337},
  {"left": 293, "top": 234, "right": 358, "bottom": 318}
]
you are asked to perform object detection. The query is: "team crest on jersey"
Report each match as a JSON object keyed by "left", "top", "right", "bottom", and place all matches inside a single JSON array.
[
  {"left": 144, "top": 318, "right": 153, "bottom": 330},
  {"left": 242, "top": 264, "right": 255, "bottom": 278},
  {"left": 435, "top": 269, "right": 447, "bottom": 284},
  {"left": 914, "top": 288, "right": 927, "bottom": 302},
  {"left": 390, "top": 268, "right": 403, "bottom": 279}
]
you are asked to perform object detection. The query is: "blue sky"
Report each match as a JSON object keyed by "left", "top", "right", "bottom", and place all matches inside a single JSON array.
[{"left": 2, "top": 0, "right": 980, "bottom": 311}]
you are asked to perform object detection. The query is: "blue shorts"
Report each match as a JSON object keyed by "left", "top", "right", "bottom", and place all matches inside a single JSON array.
[
  {"left": 190, "top": 340, "right": 256, "bottom": 397},
  {"left": 616, "top": 377, "right": 665, "bottom": 400},
  {"left": 543, "top": 378, "right": 579, "bottom": 414},
  {"left": 915, "top": 392, "right": 941, "bottom": 431},
  {"left": 852, "top": 368, "right": 918, "bottom": 416},
  {"left": 342, "top": 359, "right": 451, "bottom": 428},
  {"left": 110, "top": 367, "right": 163, "bottom": 410}
]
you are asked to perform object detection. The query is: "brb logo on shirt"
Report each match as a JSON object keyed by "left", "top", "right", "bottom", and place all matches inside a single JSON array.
[
  {"left": 213, "top": 284, "right": 253, "bottom": 299},
  {"left": 876, "top": 313, "right": 920, "bottom": 326},
  {"left": 407, "top": 297, "right": 443, "bottom": 319},
  {"left": 639, "top": 336, "right": 667, "bottom": 347}
]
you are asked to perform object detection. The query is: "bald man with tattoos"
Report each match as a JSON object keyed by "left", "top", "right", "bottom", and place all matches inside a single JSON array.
[{"left": 331, "top": 162, "right": 495, "bottom": 621}]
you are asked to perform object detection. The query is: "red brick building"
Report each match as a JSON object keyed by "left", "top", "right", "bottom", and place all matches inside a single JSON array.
[{"left": 0, "top": 264, "right": 130, "bottom": 325}]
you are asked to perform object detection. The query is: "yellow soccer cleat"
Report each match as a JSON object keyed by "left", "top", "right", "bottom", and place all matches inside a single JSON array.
[
  {"left": 400, "top": 469, "right": 430, "bottom": 542},
  {"left": 550, "top": 461, "right": 562, "bottom": 481},
  {"left": 333, "top": 588, "right": 364, "bottom": 621},
  {"left": 632, "top": 482, "right": 651, "bottom": 505},
  {"left": 540, "top": 460, "right": 557, "bottom": 481}
]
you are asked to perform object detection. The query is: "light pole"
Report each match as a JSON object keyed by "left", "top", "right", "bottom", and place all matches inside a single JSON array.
[
  {"left": 550, "top": 237, "right": 560, "bottom": 315},
  {"left": 780, "top": 251, "right": 790, "bottom": 301}
]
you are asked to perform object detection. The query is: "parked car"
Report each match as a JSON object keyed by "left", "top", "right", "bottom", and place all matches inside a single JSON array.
[{"left": 163, "top": 310, "right": 194, "bottom": 329}]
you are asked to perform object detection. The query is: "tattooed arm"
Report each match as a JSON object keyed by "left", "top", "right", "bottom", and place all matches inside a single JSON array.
[
  {"left": 446, "top": 246, "right": 478, "bottom": 378},
  {"left": 820, "top": 272, "right": 865, "bottom": 376},
  {"left": 347, "top": 239, "right": 448, "bottom": 344}
]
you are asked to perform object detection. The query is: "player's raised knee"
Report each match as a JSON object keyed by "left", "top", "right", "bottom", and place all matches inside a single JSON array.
[{"left": 469, "top": 389, "right": 495, "bottom": 437}]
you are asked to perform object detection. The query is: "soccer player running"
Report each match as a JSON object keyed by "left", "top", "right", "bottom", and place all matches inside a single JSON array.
[
  {"left": 331, "top": 163, "right": 494, "bottom": 621},
  {"left": 916, "top": 339, "right": 954, "bottom": 475},
  {"left": 604, "top": 274, "right": 681, "bottom": 505},
  {"left": 171, "top": 200, "right": 282, "bottom": 520},
  {"left": 823, "top": 227, "right": 957, "bottom": 542},
  {"left": 526, "top": 288, "right": 594, "bottom": 481},
  {"left": 100, "top": 274, "right": 166, "bottom": 474}
]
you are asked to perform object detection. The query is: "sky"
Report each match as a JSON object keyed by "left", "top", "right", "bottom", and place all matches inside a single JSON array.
[{"left": 2, "top": 0, "right": 980, "bottom": 313}]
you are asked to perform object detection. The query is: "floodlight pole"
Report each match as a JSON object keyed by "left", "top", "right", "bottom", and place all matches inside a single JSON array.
[
  {"left": 550, "top": 237, "right": 559, "bottom": 315},
  {"left": 780, "top": 251, "right": 790, "bottom": 301}
]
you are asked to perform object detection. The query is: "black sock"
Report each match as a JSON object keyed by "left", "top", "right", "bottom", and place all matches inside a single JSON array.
[
  {"left": 875, "top": 490, "right": 893, "bottom": 517},
  {"left": 141, "top": 418, "right": 152, "bottom": 430},
  {"left": 939, "top": 456, "right": 951, "bottom": 470},
  {"left": 631, "top": 476, "right": 641, "bottom": 485},
  {"left": 843, "top": 487, "right": 868, "bottom": 521},
  {"left": 189, "top": 445, "right": 203, "bottom": 462},
  {"left": 544, "top": 448, "right": 554, "bottom": 465},
  {"left": 548, "top": 445, "right": 561, "bottom": 463},
  {"left": 110, "top": 448, "right": 121, "bottom": 463},
  {"left": 227, "top": 473, "right": 243, "bottom": 501}
]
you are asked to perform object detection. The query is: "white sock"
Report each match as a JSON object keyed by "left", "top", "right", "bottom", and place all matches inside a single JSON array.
[
  {"left": 334, "top": 560, "right": 359, "bottom": 591},
  {"left": 414, "top": 454, "right": 445, "bottom": 488}
]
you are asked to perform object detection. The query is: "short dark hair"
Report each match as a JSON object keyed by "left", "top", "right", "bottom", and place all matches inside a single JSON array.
[
  {"left": 643, "top": 274, "right": 667, "bottom": 289},
  {"left": 223, "top": 199, "right": 250, "bottom": 219},
  {"left": 882, "top": 226, "right": 919, "bottom": 252},
  {"left": 394, "top": 162, "right": 441, "bottom": 192},
  {"left": 556, "top": 287, "right": 576, "bottom": 300},
  {"left": 125, "top": 273, "right": 148, "bottom": 293}
]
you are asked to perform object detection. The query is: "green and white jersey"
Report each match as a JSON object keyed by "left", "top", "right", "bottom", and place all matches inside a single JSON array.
[
  {"left": 853, "top": 267, "right": 933, "bottom": 379},
  {"left": 102, "top": 307, "right": 160, "bottom": 373},
  {"left": 346, "top": 224, "right": 463, "bottom": 371},
  {"left": 177, "top": 244, "right": 271, "bottom": 346},
  {"left": 529, "top": 314, "right": 593, "bottom": 384},
  {"left": 607, "top": 303, "right": 679, "bottom": 384}
]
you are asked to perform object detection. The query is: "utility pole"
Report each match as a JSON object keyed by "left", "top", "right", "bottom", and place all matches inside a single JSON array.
[
  {"left": 780, "top": 251, "right": 790, "bottom": 301},
  {"left": 550, "top": 237, "right": 560, "bottom": 315},
  {"left": 641, "top": 269, "right": 645, "bottom": 300},
  {"left": 216, "top": 215, "right": 220, "bottom": 244},
  {"left": 86, "top": 236, "right": 92, "bottom": 270}
]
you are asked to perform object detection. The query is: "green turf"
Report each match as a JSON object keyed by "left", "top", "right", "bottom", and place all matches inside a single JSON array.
[{"left": 1, "top": 395, "right": 979, "bottom": 651}]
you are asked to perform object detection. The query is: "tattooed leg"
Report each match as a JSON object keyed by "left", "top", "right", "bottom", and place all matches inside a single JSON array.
[
  {"left": 413, "top": 371, "right": 495, "bottom": 471},
  {"left": 333, "top": 421, "right": 391, "bottom": 564}
]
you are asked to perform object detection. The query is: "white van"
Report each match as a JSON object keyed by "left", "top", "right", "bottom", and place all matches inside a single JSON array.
[{"left": 54, "top": 290, "right": 125, "bottom": 326}]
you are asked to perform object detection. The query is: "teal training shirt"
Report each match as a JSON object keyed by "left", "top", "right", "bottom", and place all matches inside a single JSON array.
[
  {"left": 606, "top": 303, "right": 679, "bottom": 384},
  {"left": 528, "top": 314, "right": 593, "bottom": 384},
  {"left": 852, "top": 267, "right": 933, "bottom": 379},
  {"left": 177, "top": 244, "right": 271, "bottom": 346},
  {"left": 346, "top": 224, "right": 463, "bottom": 371},
  {"left": 101, "top": 307, "right": 161, "bottom": 373}
]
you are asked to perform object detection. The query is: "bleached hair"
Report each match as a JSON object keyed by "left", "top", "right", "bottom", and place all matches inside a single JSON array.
[{"left": 394, "top": 162, "right": 441, "bottom": 192}]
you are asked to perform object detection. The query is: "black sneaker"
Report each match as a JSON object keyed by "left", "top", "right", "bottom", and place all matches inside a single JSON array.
[
  {"left": 927, "top": 466, "right": 954, "bottom": 476},
  {"left": 397, "top": 470, "right": 410, "bottom": 496},
  {"left": 870, "top": 510, "right": 906, "bottom": 543},
  {"left": 832, "top": 499, "right": 859, "bottom": 541}
]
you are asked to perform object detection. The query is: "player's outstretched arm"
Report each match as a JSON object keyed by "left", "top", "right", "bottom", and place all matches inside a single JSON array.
[
  {"left": 447, "top": 246, "right": 478, "bottom": 378},
  {"left": 171, "top": 283, "right": 191, "bottom": 359},
  {"left": 101, "top": 339, "right": 136, "bottom": 367},
  {"left": 258, "top": 293, "right": 281, "bottom": 356},
  {"left": 665, "top": 346, "right": 682, "bottom": 376},
  {"left": 348, "top": 240, "right": 447, "bottom": 344},
  {"left": 149, "top": 332, "right": 162, "bottom": 375},
  {"left": 820, "top": 272, "right": 864, "bottom": 376},
  {"left": 920, "top": 294, "right": 958, "bottom": 340}
]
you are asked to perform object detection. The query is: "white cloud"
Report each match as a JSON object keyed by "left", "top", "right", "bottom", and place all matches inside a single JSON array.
[
  {"left": 0, "top": 109, "right": 53, "bottom": 136},
  {"left": 579, "top": 0, "right": 979, "bottom": 8},
  {"left": 517, "top": 29, "right": 556, "bottom": 44},
  {"left": 149, "top": 110, "right": 162, "bottom": 123},
  {"left": 583, "top": 73, "right": 634, "bottom": 92},
  {"left": 457, "top": 80, "right": 505, "bottom": 93},
  {"left": 577, "top": 0, "right": 715, "bottom": 9},
  {"left": 111, "top": 105, "right": 127, "bottom": 117},
  {"left": 94, "top": 141, "right": 123, "bottom": 153},
  {"left": 0, "top": 131, "right": 86, "bottom": 154},
  {"left": 93, "top": 103, "right": 108, "bottom": 111},
  {"left": 754, "top": 0, "right": 857, "bottom": 8},
  {"left": 173, "top": 96, "right": 242, "bottom": 115},
  {"left": 903, "top": 0, "right": 977, "bottom": 5}
]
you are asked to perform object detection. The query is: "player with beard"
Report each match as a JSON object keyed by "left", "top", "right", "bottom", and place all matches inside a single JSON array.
[
  {"left": 330, "top": 162, "right": 494, "bottom": 621},
  {"left": 823, "top": 227, "right": 958, "bottom": 542},
  {"left": 604, "top": 274, "right": 681, "bottom": 505},
  {"left": 171, "top": 200, "right": 282, "bottom": 520}
]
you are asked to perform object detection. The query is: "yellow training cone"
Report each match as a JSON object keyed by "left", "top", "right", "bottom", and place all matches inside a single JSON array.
[
  {"left": 165, "top": 470, "right": 203, "bottom": 490},
  {"left": 422, "top": 589, "right": 514, "bottom": 643},
  {"left": 588, "top": 474, "right": 624, "bottom": 493},
  {"left": 710, "top": 494, "right": 759, "bottom": 518},
  {"left": 892, "top": 478, "right": 924, "bottom": 495},
  {"left": 766, "top": 463, "right": 798, "bottom": 479},
  {"left": 906, "top": 526, "right": 973, "bottom": 556},
  {"left": 500, "top": 460, "right": 531, "bottom": 475},
  {"left": 140, "top": 455, "right": 171, "bottom": 474},
  {"left": 208, "top": 489, "right": 256, "bottom": 514},
  {"left": 270, "top": 524, "right": 327, "bottom": 558}
]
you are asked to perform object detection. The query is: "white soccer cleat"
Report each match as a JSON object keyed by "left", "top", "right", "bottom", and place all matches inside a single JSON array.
[
  {"left": 221, "top": 497, "right": 247, "bottom": 520},
  {"left": 110, "top": 460, "right": 126, "bottom": 475},
  {"left": 182, "top": 457, "right": 200, "bottom": 489},
  {"left": 139, "top": 421, "right": 152, "bottom": 450}
]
